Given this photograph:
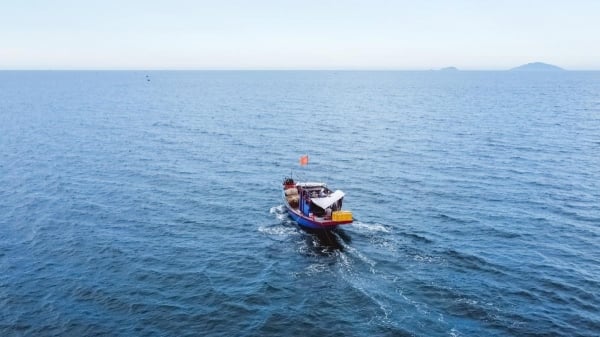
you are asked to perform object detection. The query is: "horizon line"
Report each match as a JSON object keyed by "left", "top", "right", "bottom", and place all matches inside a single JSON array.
[{"left": 1, "top": 67, "right": 600, "bottom": 71}]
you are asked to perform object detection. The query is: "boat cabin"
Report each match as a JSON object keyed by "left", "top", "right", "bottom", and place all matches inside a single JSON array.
[{"left": 286, "top": 182, "right": 344, "bottom": 219}]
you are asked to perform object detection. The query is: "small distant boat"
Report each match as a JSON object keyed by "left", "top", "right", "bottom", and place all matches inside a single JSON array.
[{"left": 282, "top": 177, "right": 353, "bottom": 229}]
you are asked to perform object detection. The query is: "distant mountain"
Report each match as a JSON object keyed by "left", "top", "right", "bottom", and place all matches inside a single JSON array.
[
  {"left": 510, "top": 62, "right": 564, "bottom": 71},
  {"left": 439, "top": 66, "right": 459, "bottom": 71}
]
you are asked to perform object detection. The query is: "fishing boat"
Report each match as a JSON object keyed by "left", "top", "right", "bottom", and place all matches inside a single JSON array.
[{"left": 282, "top": 177, "right": 353, "bottom": 229}]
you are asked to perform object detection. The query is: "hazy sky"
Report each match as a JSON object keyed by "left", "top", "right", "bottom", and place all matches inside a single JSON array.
[{"left": 2, "top": 0, "right": 599, "bottom": 70}]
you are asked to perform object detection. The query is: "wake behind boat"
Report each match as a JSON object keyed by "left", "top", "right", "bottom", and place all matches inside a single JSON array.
[{"left": 282, "top": 177, "right": 353, "bottom": 229}]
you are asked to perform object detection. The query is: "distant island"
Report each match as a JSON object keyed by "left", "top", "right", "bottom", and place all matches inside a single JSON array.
[
  {"left": 439, "top": 66, "right": 459, "bottom": 71},
  {"left": 510, "top": 62, "right": 564, "bottom": 71}
]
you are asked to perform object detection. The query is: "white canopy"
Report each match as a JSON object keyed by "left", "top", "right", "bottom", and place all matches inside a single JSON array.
[
  {"left": 297, "top": 182, "right": 327, "bottom": 188},
  {"left": 311, "top": 190, "right": 345, "bottom": 209}
]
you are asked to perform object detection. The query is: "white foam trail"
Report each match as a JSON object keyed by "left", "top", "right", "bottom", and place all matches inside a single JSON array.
[
  {"left": 449, "top": 328, "right": 461, "bottom": 337},
  {"left": 337, "top": 263, "right": 392, "bottom": 324},
  {"left": 352, "top": 221, "right": 390, "bottom": 233},
  {"left": 257, "top": 225, "right": 296, "bottom": 236},
  {"left": 269, "top": 204, "right": 289, "bottom": 222},
  {"left": 269, "top": 204, "right": 286, "bottom": 214},
  {"left": 304, "top": 263, "right": 327, "bottom": 275},
  {"left": 345, "top": 245, "right": 376, "bottom": 270},
  {"left": 332, "top": 232, "right": 377, "bottom": 269},
  {"left": 328, "top": 232, "right": 397, "bottom": 325},
  {"left": 413, "top": 254, "right": 437, "bottom": 263},
  {"left": 337, "top": 250, "right": 354, "bottom": 273}
]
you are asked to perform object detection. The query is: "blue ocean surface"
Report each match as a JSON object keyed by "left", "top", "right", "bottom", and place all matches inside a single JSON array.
[{"left": 1, "top": 71, "right": 599, "bottom": 336}]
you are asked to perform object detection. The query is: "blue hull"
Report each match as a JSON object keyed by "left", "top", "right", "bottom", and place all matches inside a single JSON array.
[
  {"left": 281, "top": 181, "right": 352, "bottom": 230},
  {"left": 287, "top": 208, "right": 337, "bottom": 230}
]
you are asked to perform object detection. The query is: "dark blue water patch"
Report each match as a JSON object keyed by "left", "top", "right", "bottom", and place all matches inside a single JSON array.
[{"left": 1, "top": 71, "right": 600, "bottom": 336}]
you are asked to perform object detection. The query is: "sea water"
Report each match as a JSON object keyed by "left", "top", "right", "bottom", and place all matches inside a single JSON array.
[{"left": 1, "top": 71, "right": 599, "bottom": 336}]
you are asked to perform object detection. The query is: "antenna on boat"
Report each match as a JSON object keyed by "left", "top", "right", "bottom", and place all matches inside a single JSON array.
[{"left": 325, "top": 158, "right": 331, "bottom": 185}]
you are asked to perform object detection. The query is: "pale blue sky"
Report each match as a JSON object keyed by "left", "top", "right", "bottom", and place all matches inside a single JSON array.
[{"left": 2, "top": 0, "right": 599, "bottom": 70}]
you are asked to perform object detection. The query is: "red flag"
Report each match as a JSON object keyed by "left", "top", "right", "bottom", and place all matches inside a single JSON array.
[{"left": 299, "top": 155, "right": 309, "bottom": 166}]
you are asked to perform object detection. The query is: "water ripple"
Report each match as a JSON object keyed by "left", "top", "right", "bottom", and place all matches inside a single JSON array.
[{"left": 1, "top": 71, "right": 600, "bottom": 337}]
